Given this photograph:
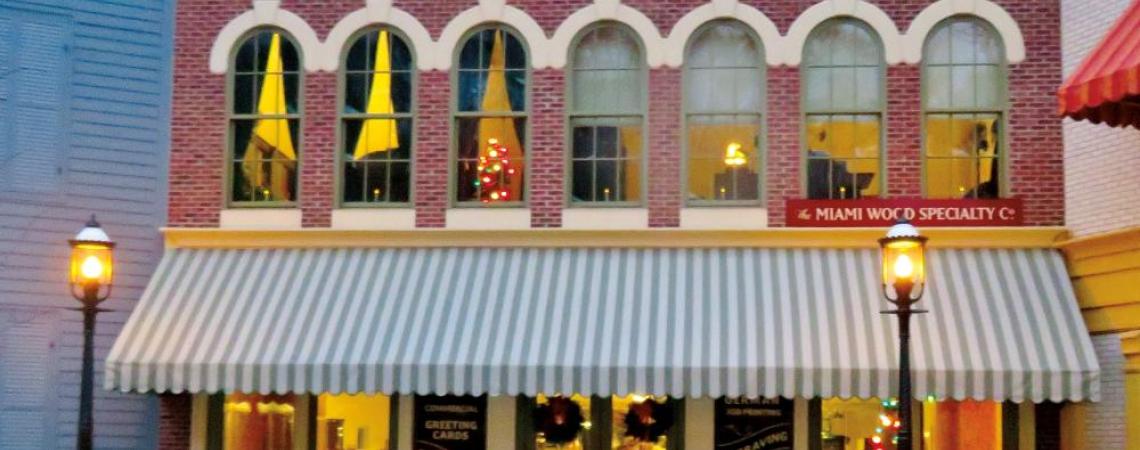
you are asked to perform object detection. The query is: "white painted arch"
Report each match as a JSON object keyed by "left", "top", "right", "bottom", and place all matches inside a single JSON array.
[
  {"left": 434, "top": 0, "right": 551, "bottom": 70},
  {"left": 783, "top": 0, "right": 904, "bottom": 66},
  {"left": 208, "top": 0, "right": 322, "bottom": 73},
  {"left": 548, "top": 0, "right": 666, "bottom": 69},
  {"left": 321, "top": 1, "right": 435, "bottom": 71},
  {"left": 904, "top": 0, "right": 1025, "bottom": 64},
  {"left": 664, "top": 0, "right": 783, "bottom": 67}
]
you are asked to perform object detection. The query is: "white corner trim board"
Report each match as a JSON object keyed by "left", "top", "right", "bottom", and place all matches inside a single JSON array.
[
  {"left": 208, "top": 0, "right": 1028, "bottom": 72},
  {"left": 548, "top": 0, "right": 666, "bottom": 69},
  {"left": 209, "top": 1, "right": 322, "bottom": 74},
  {"left": 903, "top": 0, "right": 1025, "bottom": 64},
  {"left": 322, "top": 5, "right": 435, "bottom": 71},
  {"left": 664, "top": 0, "right": 782, "bottom": 67},
  {"left": 783, "top": 0, "right": 904, "bottom": 66}
]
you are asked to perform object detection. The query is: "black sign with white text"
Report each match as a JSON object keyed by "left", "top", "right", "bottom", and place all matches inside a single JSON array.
[
  {"left": 414, "top": 395, "right": 487, "bottom": 450},
  {"left": 714, "top": 397, "right": 794, "bottom": 450}
]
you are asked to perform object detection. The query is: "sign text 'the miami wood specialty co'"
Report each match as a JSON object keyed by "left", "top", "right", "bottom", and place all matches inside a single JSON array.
[{"left": 785, "top": 198, "right": 1024, "bottom": 227}]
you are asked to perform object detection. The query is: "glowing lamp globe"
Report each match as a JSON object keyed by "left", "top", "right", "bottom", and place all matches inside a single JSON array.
[
  {"left": 879, "top": 220, "right": 927, "bottom": 303},
  {"left": 69, "top": 215, "right": 115, "bottom": 304}
]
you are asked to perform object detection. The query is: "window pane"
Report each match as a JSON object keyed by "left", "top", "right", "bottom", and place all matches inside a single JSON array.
[
  {"left": 923, "top": 66, "right": 951, "bottom": 109},
  {"left": 224, "top": 393, "right": 296, "bottom": 450},
  {"left": 821, "top": 397, "right": 897, "bottom": 450},
  {"left": 922, "top": 400, "right": 1003, "bottom": 450},
  {"left": 456, "top": 117, "right": 526, "bottom": 203},
  {"left": 687, "top": 115, "right": 761, "bottom": 202},
  {"left": 687, "top": 67, "right": 762, "bottom": 113},
  {"left": 235, "top": 36, "right": 257, "bottom": 72},
  {"left": 232, "top": 118, "right": 298, "bottom": 202},
  {"left": 233, "top": 74, "right": 255, "bottom": 114},
  {"left": 570, "top": 121, "right": 642, "bottom": 203},
  {"left": 345, "top": 32, "right": 371, "bottom": 72},
  {"left": 805, "top": 114, "right": 880, "bottom": 199},
  {"left": 924, "top": 113, "right": 1000, "bottom": 198},
  {"left": 344, "top": 73, "right": 369, "bottom": 114},
  {"left": 612, "top": 395, "right": 673, "bottom": 450},
  {"left": 974, "top": 64, "right": 1002, "bottom": 110},
  {"left": 457, "top": 29, "right": 527, "bottom": 113},
  {"left": 573, "top": 68, "right": 640, "bottom": 114},
  {"left": 316, "top": 394, "right": 392, "bottom": 450},
  {"left": 342, "top": 117, "right": 412, "bottom": 204}
]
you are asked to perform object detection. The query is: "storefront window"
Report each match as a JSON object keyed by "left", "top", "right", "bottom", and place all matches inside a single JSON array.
[
  {"left": 224, "top": 393, "right": 297, "bottom": 450},
  {"left": 316, "top": 394, "right": 393, "bottom": 450},
  {"left": 820, "top": 397, "right": 1004, "bottom": 450},
  {"left": 611, "top": 395, "right": 674, "bottom": 450}
]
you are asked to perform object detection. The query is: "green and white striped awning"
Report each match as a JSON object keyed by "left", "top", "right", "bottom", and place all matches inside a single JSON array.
[{"left": 107, "top": 247, "right": 1099, "bottom": 402}]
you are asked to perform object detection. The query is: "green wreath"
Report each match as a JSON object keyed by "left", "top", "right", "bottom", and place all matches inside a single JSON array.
[
  {"left": 624, "top": 398, "right": 674, "bottom": 443},
  {"left": 534, "top": 396, "right": 585, "bottom": 445}
]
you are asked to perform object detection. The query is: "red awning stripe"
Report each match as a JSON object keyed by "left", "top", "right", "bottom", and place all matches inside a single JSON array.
[{"left": 1058, "top": 0, "right": 1140, "bottom": 123}]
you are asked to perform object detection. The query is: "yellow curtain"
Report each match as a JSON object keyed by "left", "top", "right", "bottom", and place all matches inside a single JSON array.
[
  {"left": 805, "top": 119, "right": 881, "bottom": 196},
  {"left": 477, "top": 30, "right": 523, "bottom": 200},
  {"left": 925, "top": 117, "right": 997, "bottom": 198},
  {"left": 353, "top": 30, "right": 399, "bottom": 160},
  {"left": 241, "top": 33, "right": 296, "bottom": 201}
]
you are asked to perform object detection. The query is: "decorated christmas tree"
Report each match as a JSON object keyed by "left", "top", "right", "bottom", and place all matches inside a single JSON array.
[
  {"left": 474, "top": 138, "right": 517, "bottom": 203},
  {"left": 865, "top": 398, "right": 902, "bottom": 450}
]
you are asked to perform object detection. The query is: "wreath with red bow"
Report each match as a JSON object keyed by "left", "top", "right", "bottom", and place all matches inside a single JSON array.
[
  {"left": 624, "top": 398, "right": 674, "bottom": 443},
  {"left": 534, "top": 396, "right": 586, "bottom": 445}
]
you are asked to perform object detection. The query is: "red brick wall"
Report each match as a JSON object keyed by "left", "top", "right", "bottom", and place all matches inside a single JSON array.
[
  {"left": 157, "top": 394, "right": 193, "bottom": 449},
  {"left": 168, "top": 0, "right": 1065, "bottom": 228}
]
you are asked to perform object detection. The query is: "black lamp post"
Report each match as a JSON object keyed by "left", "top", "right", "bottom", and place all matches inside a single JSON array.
[
  {"left": 68, "top": 215, "right": 114, "bottom": 450},
  {"left": 879, "top": 220, "right": 927, "bottom": 450}
]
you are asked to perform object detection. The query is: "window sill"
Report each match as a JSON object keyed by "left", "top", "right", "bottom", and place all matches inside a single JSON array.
[
  {"left": 446, "top": 208, "right": 531, "bottom": 229},
  {"left": 679, "top": 207, "right": 768, "bottom": 229},
  {"left": 562, "top": 208, "right": 648, "bottom": 229},
  {"left": 219, "top": 209, "right": 303, "bottom": 229},
  {"left": 331, "top": 209, "right": 416, "bottom": 230}
]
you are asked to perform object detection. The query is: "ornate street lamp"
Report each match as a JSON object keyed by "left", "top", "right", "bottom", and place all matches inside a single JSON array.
[
  {"left": 879, "top": 220, "right": 927, "bottom": 450},
  {"left": 69, "top": 215, "right": 114, "bottom": 450}
]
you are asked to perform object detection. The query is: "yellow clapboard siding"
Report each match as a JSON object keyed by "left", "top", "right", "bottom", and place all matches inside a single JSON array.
[
  {"left": 1082, "top": 303, "right": 1140, "bottom": 334},
  {"left": 1071, "top": 268, "right": 1140, "bottom": 309},
  {"left": 1066, "top": 248, "right": 1140, "bottom": 277},
  {"left": 1059, "top": 226, "right": 1140, "bottom": 260}
]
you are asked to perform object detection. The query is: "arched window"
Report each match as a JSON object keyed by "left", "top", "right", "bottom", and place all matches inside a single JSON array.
[
  {"left": 922, "top": 17, "right": 1005, "bottom": 199},
  {"left": 453, "top": 26, "right": 529, "bottom": 205},
  {"left": 568, "top": 23, "right": 646, "bottom": 205},
  {"left": 683, "top": 20, "right": 765, "bottom": 205},
  {"left": 339, "top": 28, "right": 414, "bottom": 205},
  {"left": 228, "top": 29, "right": 302, "bottom": 205},
  {"left": 801, "top": 19, "right": 884, "bottom": 200}
]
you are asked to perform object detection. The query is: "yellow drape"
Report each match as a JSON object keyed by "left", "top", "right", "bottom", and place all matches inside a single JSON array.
[
  {"left": 805, "top": 120, "right": 881, "bottom": 197},
  {"left": 241, "top": 33, "right": 296, "bottom": 201},
  {"left": 353, "top": 30, "right": 399, "bottom": 160},
  {"left": 925, "top": 117, "right": 997, "bottom": 198},
  {"left": 477, "top": 30, "right": 523, "bottom": 200}
]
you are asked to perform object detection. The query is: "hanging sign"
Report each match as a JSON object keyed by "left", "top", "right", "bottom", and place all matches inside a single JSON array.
[
  {"left": 785, "top": 198, "right": 1024, "bottom": 227},
  {"left": 414, "top": 395, "right": 487, "bottom": 450},
  {"left": 715, "top": 397, "right": 794, "bottom": 450}
]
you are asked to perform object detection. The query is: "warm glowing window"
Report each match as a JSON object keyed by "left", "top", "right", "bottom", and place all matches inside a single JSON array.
[
  {"left": 611, "top": 395, "right": 675, "bottom": 450},
  {"left": 340, "top": 29, "right": 414, "bottom": 205},
  {"left": 820, "top": 397, "right": 1004, "bottom": 450},
  {"left": 454, "top": 27, "right": 528, "bottom": 205},
  {"left": 802, "top": 19, "right": 884, "bottom": 200},
  {"left": 683, "top": 20, "right": 764, "bottom": 204},
  {"left": 315, "top": 394, "right": 393, "bottom": 450},
  {"left": 922, "top": 18, "right": 1005, "bottom": 199},
  {"left": 533, "top": 394, "right": 592, "bottom": 449},
  {"left": 223, "top": 393, "right": 297, "bottom": 450},
  {"left": 229, "top": 29, "right": 301, "bottom": 204},
  {"left": 921, "top": 399, "right": 1004, "bottom": 450},
  {"left": 568, "top": 24, "right": 646, "bottom": 205}
]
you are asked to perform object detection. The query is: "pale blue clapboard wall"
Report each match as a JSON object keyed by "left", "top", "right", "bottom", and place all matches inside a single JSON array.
[{"left": 0, "top": 0, "right": 172, "bottom": 448}]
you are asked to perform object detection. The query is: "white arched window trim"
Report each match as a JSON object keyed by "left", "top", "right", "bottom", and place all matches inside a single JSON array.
[
  {"left": 549, "top": 0, "right": 665, "bottom": 69},
  {"left": 664, "top": 0, "right": 781, "bottom": 67},
  {"left": 208, "top": 1, "right": 322, "bottom": 73},
  {"left": 321, "top": 2, "right": 434, "bottom": 71},
  {"left": 784, "top": 0, "right": 903, "bottom": 66},
  {"left": 435, "top": 0, "right": 548, "bottom": 70},
  {"left": 905, "top": 0, "right": 1025, "bottom": 64}
]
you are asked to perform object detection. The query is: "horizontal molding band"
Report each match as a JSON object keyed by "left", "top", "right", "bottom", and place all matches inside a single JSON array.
[{"left": 163, "top": 226, "right": 1069, "bottom": 249}]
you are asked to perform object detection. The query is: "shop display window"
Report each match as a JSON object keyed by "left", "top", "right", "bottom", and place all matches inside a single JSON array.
[
  {"left": 223, "top": 393, "right": 297, "bottom": 450},
  {"left": 523, "top": 395, "right": 681, "bottom": 450},
  {"left": 820, "top": 397, "right": 1003, "bottom": 450},
  {"left": 534, "top": 394, "right": 592, "bottom": 449},
  {"left": 611, "top": 395, "right": 674, "bottom": 450},
  {"left": 316, "top": 394, "right": 393, "bottom": 450}
]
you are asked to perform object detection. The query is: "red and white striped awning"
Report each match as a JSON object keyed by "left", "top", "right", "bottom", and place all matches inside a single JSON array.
[{"left": 1058, "top": 0, "right": 1140, "bottom": 128}]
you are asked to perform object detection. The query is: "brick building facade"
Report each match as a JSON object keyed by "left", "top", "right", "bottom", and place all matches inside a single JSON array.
[{"left": 137, "top": 1, "right": 1100, "bottom": 449}]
